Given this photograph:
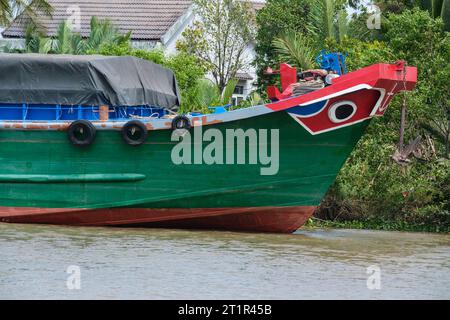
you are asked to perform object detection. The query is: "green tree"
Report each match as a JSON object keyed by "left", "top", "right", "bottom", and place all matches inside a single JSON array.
[
  {"left": 177, "top": 0, "right": 256, "bottom": 93},
  {"left": 385, "top": 8, "right": 450, "bottom": 158},
  {"left": 309, "top": 0, "right": 349, "bottom": 42},
  {"left": 255, "top": 0, "right": 311, "bottom": 82},
  {"left": 272, "top": 32, "right": 316, "bottom": 70},
  {"left": 374, "top": 0, "right": 450, "bottom": 30},
  {"left": 83, "top": 16, "right": 131, "bottom": 53},
  {"left": 37, "top": 21, "right": 82, "bottom": 54},
  {"left": 25, "top": 17, "right": 130, "bottom": 55},
  {"left": 318, "top": 9, "right": 450, "bottom": 230},
  {"left": 165, "top": 52, "right": 210, "bottom": 112},
  {"left": 96, "top": 43, "right": 207, "bottom": 113},
  {"left": 256, "top": 0, "right": 370, "bottom": 87}
]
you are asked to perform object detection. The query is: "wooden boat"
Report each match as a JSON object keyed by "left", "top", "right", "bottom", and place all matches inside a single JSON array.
[{"left": 0, "top": 54, "right": 417, "bottom": 233}]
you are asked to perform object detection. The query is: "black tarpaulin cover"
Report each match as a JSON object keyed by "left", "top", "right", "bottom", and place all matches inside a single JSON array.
[{"left": 0, "top": 53, "right": 181, "bottom": 108}]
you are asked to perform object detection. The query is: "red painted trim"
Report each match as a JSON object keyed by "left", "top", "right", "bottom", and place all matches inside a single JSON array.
[
  {"left": 0, "top": 206, "right": 317, "bottom": 234},
  {"left": 267, "top": 63, "right": 418, "bottom": 112}
]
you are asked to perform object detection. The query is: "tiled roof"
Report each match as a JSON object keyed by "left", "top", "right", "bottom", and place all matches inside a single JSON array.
[
  {"left": 2, "top": 0, "right": 266, "bottom": 41},
  {"left": 236, "top": 72, "right": 253, "bottom": 80},
  {"left": 2, "top": 0, "right": 194, "bottom": 40}
]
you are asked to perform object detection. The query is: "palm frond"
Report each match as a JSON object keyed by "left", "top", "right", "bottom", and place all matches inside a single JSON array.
[
  {"left": 38, "top": 37, "right": 54, "bottom": 54},
  {"left": 247, "top": 92, "right": 265, "bottom": 106},
  {"left": 0, "top": 0, "right": 12, "bottom": 25},
  {"left": 196, "top": 79, "right": 220, "bottom": 107},
  {"left": 56, "top": 21, "right": 74, "bottom": 54},
  {"left": 11, "top": 0, "right": 53, "bottom": 29},
  {"left": 441, "top": 0, "right": 450, "bottom": 31},
  {"left": 85, "top": 17, "right": 121, "bottom": 52},
  {"left": 71, "top": 33, "right": 85, "bottom": 55},
  {"left": 337, "top": 9, "right": 348, "bottom": 43},
  {"left": 309, "top": 0, "right": 336, "bottom": 40},
  {"left": 272, "top": 32, "right": 316, "bottom": 70},
  {"left": 221, "top": 78, "right": 238, "bottom": 105},
  {"left": 431, "top": 0, "right": 444, "bottom": 18},
  {"left": 421, "top": 121, "right": 447, "bottom": 145}
]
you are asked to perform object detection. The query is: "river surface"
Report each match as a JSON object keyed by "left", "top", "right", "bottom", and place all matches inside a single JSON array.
[{"left": 0, "top": 223, "right": 449, "bottom": 300}]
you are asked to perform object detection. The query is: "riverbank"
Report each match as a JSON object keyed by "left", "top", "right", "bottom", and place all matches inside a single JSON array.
[{"left": 306, "top": 216, "right": 450, "bottom": 233}]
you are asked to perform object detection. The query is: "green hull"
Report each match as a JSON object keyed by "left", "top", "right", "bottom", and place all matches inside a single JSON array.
[{"left": 0, "top": 111, "right": 370, "bottom": 210}]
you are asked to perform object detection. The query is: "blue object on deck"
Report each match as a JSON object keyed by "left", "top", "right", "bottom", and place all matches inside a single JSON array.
[
  {"left": 208, "top": 104, "right": 231, "bottom": 114},
  {"left": 316, "top": 51, "right": 348, "bottom": 75}
]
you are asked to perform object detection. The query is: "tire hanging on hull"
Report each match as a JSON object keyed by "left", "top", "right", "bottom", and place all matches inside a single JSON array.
[
  {"left": 121, "top": 120, "right": 148, "bottom": 146},
  {"left": 67, "top": 120, "right": 96, "bottom": 147}
]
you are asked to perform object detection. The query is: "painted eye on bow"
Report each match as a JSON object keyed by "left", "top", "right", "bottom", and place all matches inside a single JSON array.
[{"left": 328, "top": 101, "right": 357, "bottom": 123}]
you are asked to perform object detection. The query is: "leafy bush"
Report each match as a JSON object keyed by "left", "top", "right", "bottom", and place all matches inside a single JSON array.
[
  {"left": 314, "top": 9, "right": 450, "bottom": 232},
  {"left": 94, "top": 43, "right": 207, "bottom": 112}
]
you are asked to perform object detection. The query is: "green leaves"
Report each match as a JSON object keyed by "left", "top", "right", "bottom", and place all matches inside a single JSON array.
[
  {"left": 309, "top": 0, "right": 336, "bottom": 40},
  {"left": 1, "top": 0, "right": 53, "bottom": 28},
  {"left": 25, "top": 16, "right": 131, "bottom": 55},
  {"left": 84, "top": 16, "right": 125, "bottom": 53},
  {"left": 220, "top": 78, "right": 238, "bottom": 106},
  {"left": 255, "top": 0, "right": 366, "bottom": 88},
  {"left": 255, "top": 0, "right": 313, "bottom": 87},
  {"left": 272, "top": 32, "right": 316, "bottom": 70},
  {"left": 196, "top": 79, "right": 221, "bottom": 109},
  {"left": 0, "top": 0, "right": 11, "bottom": 25},
  {"left": 55, "top": 21, "right": 75, "bottom": 54},
  {"left": 254, "top": 1, "right": 450, "bottom": 227},
  {"left": 177, "top": 0, "right": 256, "bottom": 92}
]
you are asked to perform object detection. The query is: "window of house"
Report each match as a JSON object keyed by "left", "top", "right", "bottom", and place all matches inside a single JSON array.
[{"left": 234, "top": 85, "right": 244, "bottom": 95}]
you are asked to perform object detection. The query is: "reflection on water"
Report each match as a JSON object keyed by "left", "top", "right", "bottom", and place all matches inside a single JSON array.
[{"left": 0, "top": 223, "right": 449, "bottom": 299}]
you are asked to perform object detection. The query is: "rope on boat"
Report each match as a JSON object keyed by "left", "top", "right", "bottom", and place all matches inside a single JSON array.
[{"left": 292, "top": 79, "right": 325, "bottom": 97}]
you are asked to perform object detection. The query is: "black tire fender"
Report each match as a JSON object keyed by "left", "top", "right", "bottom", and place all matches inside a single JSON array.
[
  {"left": 171, "top": 115, "right": 191, "bottom": 130},
  {"left": 121, "top": 120, "right": 148, "bottom": 146},
  {"left": 67, "top": 120, "right": 96, "bottom": 147}
]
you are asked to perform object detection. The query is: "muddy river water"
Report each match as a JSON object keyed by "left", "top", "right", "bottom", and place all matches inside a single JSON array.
[{"left": 0, "top": 223, "right": 449, "bottom": 299}]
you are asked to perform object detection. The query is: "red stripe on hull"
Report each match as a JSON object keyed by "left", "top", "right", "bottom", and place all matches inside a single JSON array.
[{"left": 0, "top": 206, "right": 316, "bottom": 233}]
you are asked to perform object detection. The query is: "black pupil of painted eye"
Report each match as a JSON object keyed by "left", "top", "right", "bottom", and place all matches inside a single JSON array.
[{"left": 335, "top": 105, "right": 354, "bottom": 120}]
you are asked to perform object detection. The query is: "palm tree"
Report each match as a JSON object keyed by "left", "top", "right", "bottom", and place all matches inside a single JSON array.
[
  {"left": 25, "top": 17, "right": 131, "bottom": 55},
  {"left": 0, "top": 0, "right": 52, "bottom": 27},
  {"left": 83, "top": 16, "right": 131, "bottom": 53},
  {"left": 272, "top": 32, "right": 316, "bottom": 70},
  {"left": 308, "top": 0, "right": 350, "bottom": 42}
]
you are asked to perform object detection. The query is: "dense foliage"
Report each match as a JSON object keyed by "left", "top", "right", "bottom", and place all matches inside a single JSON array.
[
  {"left": 255, "top": 2, "right": 449, "bottom": 232},
  {"left": 94, "top": 43, "right": 207, "bottom": 113},
  {"left": 177, "top": 0, "right": 257, "bottom": 92}
]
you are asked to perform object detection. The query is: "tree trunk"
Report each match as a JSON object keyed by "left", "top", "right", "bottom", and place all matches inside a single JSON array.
[
  {"left": 446, "top": 119, "right": 450, "bottom": 159},
  {"left": 399, "top": 103, "right": 407, "bottom": 152}
]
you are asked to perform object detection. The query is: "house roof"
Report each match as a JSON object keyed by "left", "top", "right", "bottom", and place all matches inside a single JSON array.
[
  {"left": 2, "top": 0, "right": 265, "bottom": 41},
  {"left": 2, "top": 0, "right": 193, "bottom": 40},
  {"left": 236, "top": 72, "right": 253, "bottom": 80}
]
